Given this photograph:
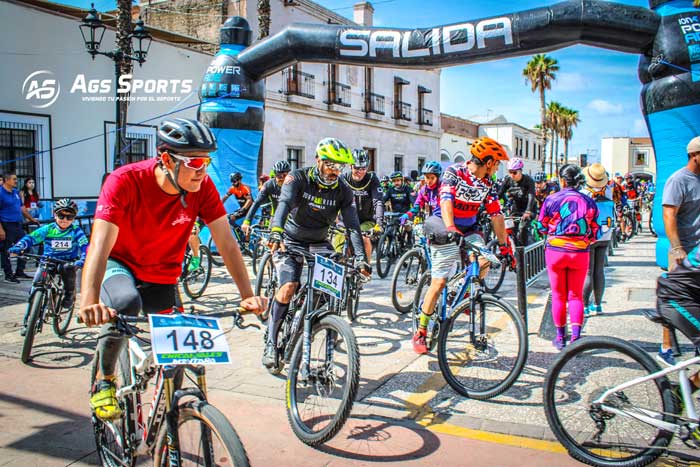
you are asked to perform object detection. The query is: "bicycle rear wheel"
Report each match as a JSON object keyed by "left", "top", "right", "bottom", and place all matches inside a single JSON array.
[
  {"left": 207, "top": 236, "right": 225, "bottom": 267},
  {"left": 391, "top": 248, "right": 426, "bottom": 314},
  {"left": 183, "top": 246, "right": 213, "bottom": 299},
  {"left": 437, "top": 294, "right": 527, "bottom": 400},
  {"left": 21, "top": 290, "right": 44, "bottom": 364},
  {"left": 544, "top": 337, "right": 677, "bottom": 467},
  {"left": 286, "top": 314, "right": 360, "bottom": 446},
  {"left": 91, "top": 347, "right": 137, "bottom": 467},
  {"left": 153, "top": 402, "right": 250, "bottom": 467}
]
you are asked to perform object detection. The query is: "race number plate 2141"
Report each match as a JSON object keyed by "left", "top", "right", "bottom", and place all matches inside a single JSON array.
[{"left": 149, "top": 314, "right": 231, "bottom": 365}]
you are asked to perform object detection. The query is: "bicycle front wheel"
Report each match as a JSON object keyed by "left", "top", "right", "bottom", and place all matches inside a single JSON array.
[
  {"left": 391, "top": 248, "right": 426, "bottom": 314},
  {"left": 483, "top": 239, "right": 507, "bottom": 294},
  {"left": 254, "top": 252, "right": 276, "bottom": 323},
  {"left": 153, "top": 402, "right": 250, "bottom": 467},
  {"left": 91, "top": 346, "right": 137, "bottom": 467},
  {"left": 286, "top": 314, "right": 360, "bottom": 446},
  {"left": 375, "top": 232, "right": 393, "bottom": 278},
  {"left": 183, "top": 246, "right": 213, "bottom": 299},
  {"left": 207, "top": 236, "right": 225, "bottom": 267},
  {"left": 437, "top": 294, "right": 527, "bottom": 400},
  {"left": 544, "top": 337, "right": 677, "bottom": 467},
  {"left": 21, "top": 290, "right": 44, "bottom": 364},
  {"left": 52, "top": 301, "right": 74, "bottom": 337}
]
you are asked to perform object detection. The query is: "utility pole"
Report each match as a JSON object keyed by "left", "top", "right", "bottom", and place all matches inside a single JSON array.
[{"left": 114, "top": 0, "right": 133, "bottom": 169}]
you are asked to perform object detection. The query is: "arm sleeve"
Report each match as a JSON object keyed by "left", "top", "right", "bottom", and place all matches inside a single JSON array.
[
  {"left": 536, "top": 199, "right": 550, "bottom": 234},
  {"left": 75, "top": 227, "right": 89, "bottom": 262},
  {"left": 370, "top": 176, "right": 384, "bottom": 224},
  {"left": 271, "top": 173, "right": 302, "bottom": 233},
  {"left": 197, "top": 178, "right": 228, "bottom": 224},
  {"left": 244, "top": 184, "right": 269, "bottom": 224},
  {"left": 382, "top": 188, "right": 390, "bottom": 204},
  {"left": 525, "top": 178, "right": 536, "bottom": 213},
  {"left": 498, "top": 177, "right": 509, "bottom": 201},
  {"left": 25, "top": 225, "right": 49, "bottom": 248},
  {"left": 340, "top": 189, "right": 366, "bottom": 261}
]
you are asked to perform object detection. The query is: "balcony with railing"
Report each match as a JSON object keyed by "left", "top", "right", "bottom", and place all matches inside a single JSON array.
[
  {"left": 394, "top": 101, "right": 411, "bottom": 121},
  {"left": 282, "top": 69, "right": 315, "bottom": 99},
  {"left": 365, "top": 93, "right": 385, "bottom": 115},
  {"left": 419, "top": 108, "right": 433, "bottom": 126},
  {"left": 328, "top": 81, "right": 351, "bottom": 107}
]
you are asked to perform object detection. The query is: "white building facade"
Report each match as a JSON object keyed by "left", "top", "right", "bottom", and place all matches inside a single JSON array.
[
  {"left": 0, "top": 0, "right": 214, "bottom": 203},
  {"left": 601, "top": 137, "right": 656, "bottom": 179},
  {"left": 477, "top": 115, "right": 544, "bottom": 178}
]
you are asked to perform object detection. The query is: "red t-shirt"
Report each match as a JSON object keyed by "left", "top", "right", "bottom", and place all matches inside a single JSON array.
[{"left": 95, "top": 159, "right": 226, "bottom": 284}]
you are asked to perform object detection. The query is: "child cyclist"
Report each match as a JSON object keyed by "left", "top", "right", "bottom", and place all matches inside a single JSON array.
[{"left": 9, "top": 198, "right": 88, "bottom": 335}]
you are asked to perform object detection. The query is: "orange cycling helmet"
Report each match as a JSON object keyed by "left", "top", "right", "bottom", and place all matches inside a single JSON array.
[{"left": 470, "top": 137, "right": 509, "bottom": 162}]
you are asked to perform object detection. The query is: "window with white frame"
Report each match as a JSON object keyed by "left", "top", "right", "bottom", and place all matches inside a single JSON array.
[
  {"left": 105, "top": 122, "right": 156, "bottom": 170},
  {"left": 286, "top": 146, "right": 303, "bottom": 169},
  {"left": 634, "top": 150, "right": 648, "bottom": 167},
  {"left": 0, "top": 112, "right": 51, "bottom": 198},
  {"left": 394, "top": 154, "right": 404, "bottom": 173}
]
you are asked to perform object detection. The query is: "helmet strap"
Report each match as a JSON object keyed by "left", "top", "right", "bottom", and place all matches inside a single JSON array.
[{"left": 159, "top": 158, "right": 188, "bottom": 208}]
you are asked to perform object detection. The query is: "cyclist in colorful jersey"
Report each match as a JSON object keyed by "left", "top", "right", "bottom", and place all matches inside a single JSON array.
[
  {"left": 536, "top": 164, "right": 599, "bottom": 349},
  {"left": 241, "top": 160, "right": 290, "bottom": 236},
  {"left": 263, "top": 138, "right": 369, "bottom": 368},
  {"left": 222, "top": 172, "right": 253, "bottom": 224},
  {"left": 413, "top": 137, "right": 512, "bottom": 354},
  {"left": 400, "top": 161, "right": 442, "bottom": 224},
  {"left": 78, "top": 118, "right": 265, "bottom": 421},
  {"left": 335, "top": 149, "right": 384, "bottom": 258},
  {"left": 9, "top": 198, "right": 88, "bottom": 335},
  {"left": 498, "top": 158, "right": 537, "bottom": 245}
]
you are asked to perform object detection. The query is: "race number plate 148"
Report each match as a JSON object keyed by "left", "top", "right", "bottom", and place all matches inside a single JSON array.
[{"left": 149, "top": 314, "right": 231, "bottom": 365}]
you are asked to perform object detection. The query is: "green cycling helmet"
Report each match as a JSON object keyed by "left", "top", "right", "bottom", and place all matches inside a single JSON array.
[{"left": 315, "top": 137, "right": 355, "bottom": 165}]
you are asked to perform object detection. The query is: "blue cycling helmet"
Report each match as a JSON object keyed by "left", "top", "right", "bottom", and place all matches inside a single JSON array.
[
  {"left": 533, "top": 171, "right": 547, "bottom": 183},
  {"left": 421, "top": 161, "right": 442, "bottom": 176}
]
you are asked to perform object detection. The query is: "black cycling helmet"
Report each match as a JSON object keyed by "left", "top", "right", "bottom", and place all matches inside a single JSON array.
[
  {"left": 534, "top": 171, "right": 547, "bottom": 183},
  {"left": 390, "top": 171, "right": 403, "bottom": 180},
  {"left": 230, "top": 172, "right": 242, "bottom": 183},
  {"left": 157, "top": 118, "right": 217, "bottom": 154},
  {"left": 54, "top": 198, "right": 78, "bottom": 215},
  {"left": 559, "top": 164, "right": 585, "bottom": 189},
  {"left": 272, "top": 160, "right": 291, "bottom": 174},
  {"left": 381, "top": 175, "right": 389, "bottom": 183},
  {"left": 352, "top": 149, "right": 369, "bottom": 168}
]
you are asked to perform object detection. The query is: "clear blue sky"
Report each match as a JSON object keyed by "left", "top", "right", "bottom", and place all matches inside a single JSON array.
[
  {"left": 317, "top": 0, "right": 652, "bottom": 160},
  {"left": 69, "top": 0, "right": 653, "bottom": 159}
]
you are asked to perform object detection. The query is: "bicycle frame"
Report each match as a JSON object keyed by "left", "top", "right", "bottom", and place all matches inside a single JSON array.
[{"left": 593, "top": 355, "right": 700, "bottom": 433}]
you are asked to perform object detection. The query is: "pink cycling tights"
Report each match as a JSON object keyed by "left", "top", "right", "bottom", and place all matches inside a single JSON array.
[{"left": 545, "top": 248, "right": 590, "bottom": 327}]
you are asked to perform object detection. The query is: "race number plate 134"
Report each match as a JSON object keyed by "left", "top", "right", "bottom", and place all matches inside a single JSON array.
[
  {"left": 149, "top": 314, "right": 232, "bottom": 366},
  {"left": 311, "top": 254, "right": 345, "bottom": 299}
]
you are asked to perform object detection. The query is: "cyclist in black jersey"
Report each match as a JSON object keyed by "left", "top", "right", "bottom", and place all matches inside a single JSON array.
[
  {"left": 498, "top": 158, "right": 537, "bottom": 245},
  {"left": 338, "top": 149, "right": 384, "bottom": 259},
  {"left": 241, "top": 160, "right": 290, "bottom": 236},
  {"left": 263, "top": 138, "right": 369, "bottom": 368},
  {"left": 383, "top": 171, "right": 415, "bottom": 246}
]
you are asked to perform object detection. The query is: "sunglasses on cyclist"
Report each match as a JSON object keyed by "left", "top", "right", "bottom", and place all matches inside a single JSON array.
[
  {"left": 56, "top": 212, "right": 76, "bottom": 220},
  {"left": 322, "top": 160, "right": 346, "bottom": 171},
  {"left": 168, "top": 153, "right": 212, "bottom": 170},
  {"left": 509, "top": 170, "right": 519, "bottom": 175},
  {"left": 352, "top": 166, "right": 368, "bottom": 171}
]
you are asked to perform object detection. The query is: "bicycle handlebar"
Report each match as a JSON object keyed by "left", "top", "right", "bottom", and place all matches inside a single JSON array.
[{"left": 16, "top": 253, "right": 71, "bottom": 264}]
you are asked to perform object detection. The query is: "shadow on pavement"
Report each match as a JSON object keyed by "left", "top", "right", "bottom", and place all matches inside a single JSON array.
[{"left": 317, "top": 414, "right": 441, "bottom": 462}]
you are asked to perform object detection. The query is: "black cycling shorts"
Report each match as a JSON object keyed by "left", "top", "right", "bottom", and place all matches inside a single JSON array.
[
  {"left": 272, "top": 236, "right": 333, "bottom": 287},
  {"left": 100, "top": 258, "right": 183, "bottom": 316}
]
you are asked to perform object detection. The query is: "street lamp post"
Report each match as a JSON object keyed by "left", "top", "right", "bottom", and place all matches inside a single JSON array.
[{"left": 79, "top": 4, "right": 152, "bottom": 169}]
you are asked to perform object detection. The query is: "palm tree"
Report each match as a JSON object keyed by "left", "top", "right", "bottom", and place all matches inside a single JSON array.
[
  {"left": 546, "top": 101, "right": 564, "bottom": 176},
  {"left": 258, "top": 0, "right": 271, "bottom": 40},
  {"left": 560, "top": 107, "right": 580, "bottom": 163},
  {"left": 523, "top": 54, "right": 559, "bottom": 171}
]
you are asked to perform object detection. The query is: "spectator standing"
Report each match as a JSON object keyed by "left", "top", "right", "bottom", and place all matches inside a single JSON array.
[
  {"left": 1, "top": 172, "right": 38, "bottom": 282},
  {"left": 536, "top": 164, "right": 599, "bottom": 350},
  {"left": 658, "top": 136, "right": 700, "bottom": 364},
  {"left": 20, "top": 178, "right": 41, "bottom": 220},
  {"left": 581, "top": 163, "right": 615, "bottom": 316}
]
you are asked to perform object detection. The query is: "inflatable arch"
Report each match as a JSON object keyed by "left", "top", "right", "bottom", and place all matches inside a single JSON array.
[{"left": 198, "top": 0, "right": 700, "bottom": 268}]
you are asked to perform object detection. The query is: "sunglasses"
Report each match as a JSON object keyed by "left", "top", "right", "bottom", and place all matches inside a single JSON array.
[
  {"left": 509, "top": 170, "right": 519, "bottom": 175},
  {"left": 169, "top": 153, "right": 212, "bottom": 170},
  {"left": 322, "top": 160, "right": 346, "bottom": 171},
  {"left": 56, "top": 213, "right": 75, "bottom": 220},
  {"left": 352, "top": 166, "right": 368, "bottom": 171}
]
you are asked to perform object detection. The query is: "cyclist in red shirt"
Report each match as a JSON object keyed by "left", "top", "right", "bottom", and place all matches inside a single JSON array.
[{"left": 78, "top": 118, "right": 266, "bottom": 421}]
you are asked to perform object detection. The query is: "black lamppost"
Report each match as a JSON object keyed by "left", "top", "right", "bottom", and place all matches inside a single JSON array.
[{"left": 80, "top": 4, "right": 152, "bottom": 169}]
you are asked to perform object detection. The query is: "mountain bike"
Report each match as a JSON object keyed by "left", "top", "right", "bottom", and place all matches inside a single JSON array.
[
  {"left": 18, "top": 253, "right": 75, "bottom": 364},
  {"left": 259, "top": 245, "right": 360, "bottom": 445},
  {"left": 413, "top": 238, "right": 528, "bottom": 399},
  {"left": 327, "top": 225, "right": 371, "bottom": 322},
  {"left": 543, "top": 313, "right": 700, "bottom": 467},
  {"left": 376, "top": 212, "right": 411, "bottom": 278},
  {"left": 391, "top": 222, "right": 430, "bottom": 314},
  {"left": 90, "top": 308, "right": 254, "bottom": 467},
  {"left": 249, "top": 222, "right": 270, "bottom": 276},
  {"left": 179, "top": 245, "right": 212, "bottom": 300}
]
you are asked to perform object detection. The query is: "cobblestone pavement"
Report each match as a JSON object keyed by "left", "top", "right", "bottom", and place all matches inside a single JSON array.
[{"left": 1, "top": 231, "right": 694, "bottom": 466}]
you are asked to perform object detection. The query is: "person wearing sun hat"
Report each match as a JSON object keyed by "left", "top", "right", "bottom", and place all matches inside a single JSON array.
[{"left": 580, "top": 163, "right": 615, "bottom": 316}]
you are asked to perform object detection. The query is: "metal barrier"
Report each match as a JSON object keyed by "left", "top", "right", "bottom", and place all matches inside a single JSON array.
[{"left": 515, "top": 240, "right": 547, "bottom": 325}]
